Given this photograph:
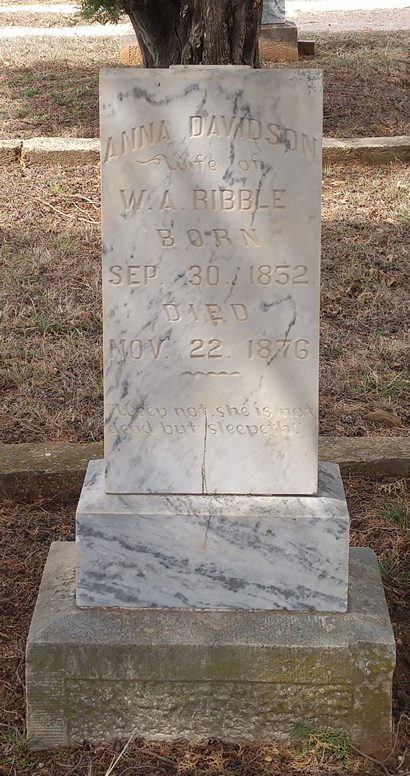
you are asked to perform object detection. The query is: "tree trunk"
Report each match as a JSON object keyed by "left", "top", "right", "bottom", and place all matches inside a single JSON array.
[{"left": 123, "top": 0, "right": 263, "bottom": 68}]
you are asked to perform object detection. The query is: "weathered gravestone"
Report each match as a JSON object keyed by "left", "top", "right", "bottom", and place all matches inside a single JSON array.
[
  {"left": 263, "top": 0, "right": 285, "bottom": 23},
  {"left": 26, "top": 66, "right": 395, "bottom": 753}
]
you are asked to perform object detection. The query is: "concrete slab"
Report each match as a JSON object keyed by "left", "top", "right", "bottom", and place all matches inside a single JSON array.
[
  {"left": 2, "top": 136, "right": 408, "bottom": 169},
  {"left": 21, "top": 137, "right": 99, "bottom": 166},
  {"left": 26, "top": 542, "right": 395, "bottom": 753},
  {"left": 1, "top": 436, "right": 408, "bottom": 502},
  {"left": 324, "top": 136, "right": 410, "bottom": 165}
]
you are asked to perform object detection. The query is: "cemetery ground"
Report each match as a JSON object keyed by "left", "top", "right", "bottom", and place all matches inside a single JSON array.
[
  {"left": 1, "top": 476, "right": 409, "bottom": 775},
  {"left": 0, "top": 31, "right": 408, "bottom": 139}
]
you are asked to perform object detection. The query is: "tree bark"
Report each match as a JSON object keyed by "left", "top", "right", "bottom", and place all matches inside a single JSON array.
[{"left": 123, "top": 0, "right": 262, "bottom": 68}]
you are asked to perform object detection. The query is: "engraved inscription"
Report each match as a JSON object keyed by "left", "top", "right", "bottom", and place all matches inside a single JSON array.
[
  {"left": 189, "top": 115, "right": 318, "bottom": 161},
  {"left": 158, "top": 227, "right": 263, "bottom": 248},
  {"left": 109, "top": 339, "right": 166, "bottom": 361},
  {"left": 120, "top": 188, "right": 176, "bottom": 213},
  {"left": 135, "top": 153, "right": 218, "bottom": 171},
  {"left": 105, "top": 400, "right": 310, "bottom": 439},
  {"left": 103, "top": 120, "right": 171, "bottom": 162},
  {"left": 188, "top": 265, "right": 219, "bottom": 285},
  {"left": 163, "top": 303, "right": 248, "bottom": 324},
  {"left": 249, "top": 265, "right": 309, "bottom": 285},
  {"left": 108, "top": 265, "right": 158, "bottom": 286},
  {"left": 190, "top": 339, "right": 223, "bottom": 358},
  {"left": 101, "top": 68, "right": 322, "bottom": 493},
  {"left": 248, "top": 339, "right": 310, "bottom": 360},
  {"left": 193, "top": 188, "right": 286, "bottom": 212}
]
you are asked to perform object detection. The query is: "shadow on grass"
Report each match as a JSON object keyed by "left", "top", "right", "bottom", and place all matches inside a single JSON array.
[
  {"left": 0, "top": 61, "right": 101, "bottom": 138},
  {"left": 0, "top": 30, "right": 409, "bottom": 138}
]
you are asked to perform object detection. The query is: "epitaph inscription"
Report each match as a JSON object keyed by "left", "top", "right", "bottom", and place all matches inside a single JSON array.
[{"left": 101, "top": 67, "right": 322, "bottom": 494}]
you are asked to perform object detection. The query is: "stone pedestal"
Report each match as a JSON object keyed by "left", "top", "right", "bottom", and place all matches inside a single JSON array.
[
  {"left": 26, "top": 543, "right": 394, "bottom": 753},
  {"left": 119, "top": 33, "right": 143, "bottom": 66},
  {"left": 260, "top": 22, "right": 298, "bottom": 63},
  {"left": 76, "top": 460, "right": 349, "bottom": 611}
]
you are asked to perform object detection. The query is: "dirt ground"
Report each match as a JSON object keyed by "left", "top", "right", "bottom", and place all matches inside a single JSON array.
[
  {"left": 0, "top": 475, "right": 408, "bottom": 775},
  {"left": 0, "top": 160, "right": 408, "bottom": 446},
  {"left": 0, "top": 31, "right": 408, "bottom": 139}
]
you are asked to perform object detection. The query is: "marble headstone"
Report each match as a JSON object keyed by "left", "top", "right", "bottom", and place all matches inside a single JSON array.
[
  {"left": 262, "top": 0, "right": 285, "bottom": 24},
  {"left": 101, "top": 67, "right": 322, "bottom": 495}
]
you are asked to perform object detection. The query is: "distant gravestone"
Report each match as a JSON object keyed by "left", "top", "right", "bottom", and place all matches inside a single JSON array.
[
  {"left": 262, "top": 0, "right": 285, "bottom": 23},
  {"left": 101, "top": 67, "right": 321, "bottom": 496}
]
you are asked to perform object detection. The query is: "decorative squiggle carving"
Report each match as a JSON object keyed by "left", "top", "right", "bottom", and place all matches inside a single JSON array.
[
  {"left": 135, "top": 154, "right": 163, "bottom": 166},
  {"left": 181, "top": 371, "right": 241, "bottom": 377},
  {"left": 135, "top": 154, "right": 217, "bottom": 171}
]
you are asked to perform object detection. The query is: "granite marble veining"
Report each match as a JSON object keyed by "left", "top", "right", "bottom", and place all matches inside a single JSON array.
[
  {"left": 100, "top": 66, "right": 322, "bottom": 495},
  {"left": 262, "top": 0, "right": 285, "bottom": 24},
  {"left": 76, "top": 460, "right": 349, "bottom": 611}
]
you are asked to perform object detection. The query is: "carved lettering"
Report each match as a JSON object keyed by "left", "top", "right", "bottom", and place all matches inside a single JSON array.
[
  {"left": 158, "top": 228, "right": 262, "bottom": 248},
  {"left": 188, "top": 115, "right": 318, "bottom": 162},
  {"left": 240, "top": 228, "right": 262, "bottom": 247},
  {"left": 103, "top": 120, "right": 171, "bottom": 163},
  {"left": 159, "top": 190, "right": 175, "bottom": 211},
  {"left": 193, "top": 188, "right": 286, "bottom": 212},
  {"left": 109, "top": 339, "right": 166, "bottom": 360},
  {"left": 249, "top": 264, "right": 309, "bottom": 285},
  {"left": 157, "top": 229, "right": 175, "bottom": 247},
  {"left": 247, "top": 339, "right": 310, "bottom": 360},
  {"left": 120, "top": 189, "right": 147, "bottom": 212},
  {"left": 120, "top": 189, "right": 177, "bottom": 212},
  {"left": 163, "top": 303, "right": 249, "bottom": 324},
  {"left": 190, "top": 339, "right": 223, "bottom": 358},
  {"left": 187, "top": 229, "right": 203, "bottom": 247},
  {"left": 108, "top": 265, "right": 158, "bottom": 286},
  {"left": 207, "top": 420, "right": 300, "bottom": 437},
  {"left": 161, "top": 421, "right": 197, "bottom": 435}
]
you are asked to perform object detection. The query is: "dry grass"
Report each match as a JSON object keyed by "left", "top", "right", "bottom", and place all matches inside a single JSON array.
[
  {"left": 0, "top": 163, "right": 102, "bottom": 443},
  {"left": 0, "top": 476, "right": 409, "bottom": 775},
  {"left": 320, "top": 162, "right": 410, "bottom": 436},
  {"left": 0, "top": 30, "right": 408, "bottom": 139},
  {"left": 0, "top": 37, "right": 118, "bottom": 138},
  {"left": 0, "top": 161, "right": 408, "bottom": 445},
  {"left": 295, "top": 31, "right": 409, "bottom": 138}
]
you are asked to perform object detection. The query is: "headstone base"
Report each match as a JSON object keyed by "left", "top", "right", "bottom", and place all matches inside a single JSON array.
[
  {"left": 26, "top": 543, "right": 394, "bottom": 754},
  {"left": 260, "top": 22, "right": 298, "bottom": 62},
  {"left": 76, "top": 461, "right": 349, "bottom": 612}
]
